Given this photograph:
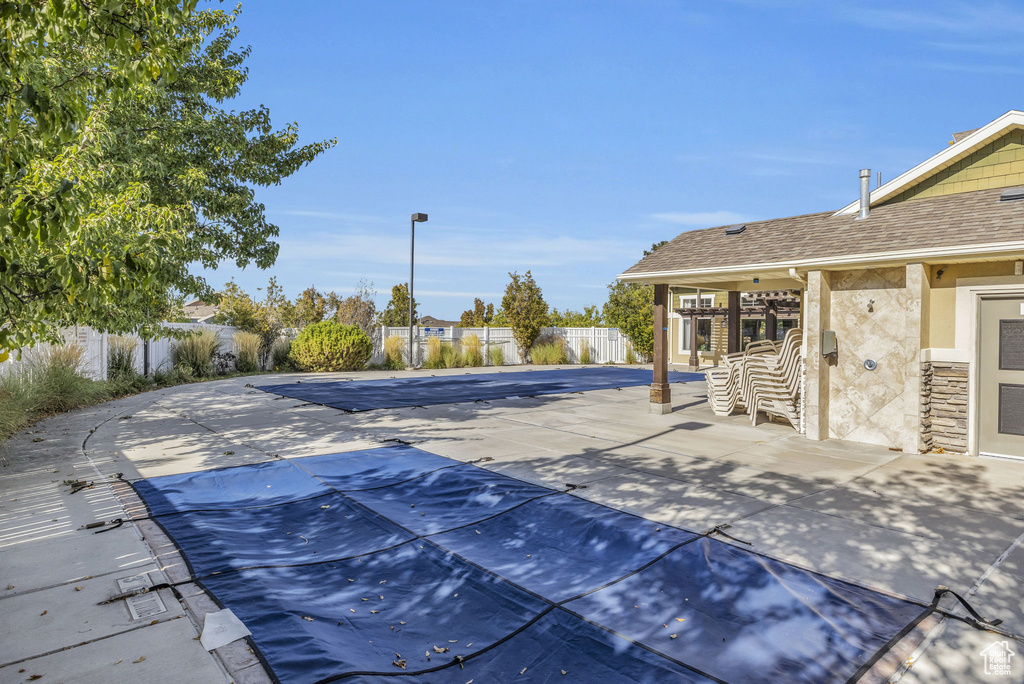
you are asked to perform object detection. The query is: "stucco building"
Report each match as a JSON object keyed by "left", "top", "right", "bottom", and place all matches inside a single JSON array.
[{"left": 621, "top": 110, "right": 1024, "bottom": 460}]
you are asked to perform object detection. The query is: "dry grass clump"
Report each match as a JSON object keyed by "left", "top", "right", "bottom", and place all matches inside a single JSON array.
[
  {"left": 384, "top": 335, "right": 406, "bottom": 369},
  {"left": 171, "top": 328, "right": 221, "bottom": 378},
  {"left": 234, "top": 331, "right": 263, "bottom": 373}
]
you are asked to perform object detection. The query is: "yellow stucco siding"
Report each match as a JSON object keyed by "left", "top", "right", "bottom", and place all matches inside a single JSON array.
[
  {"left": 925, "top": 261, "right": 1019, "bottom": 349},
  {"left": 882, "top": 129, "right": 1024, "bottom": 205}
]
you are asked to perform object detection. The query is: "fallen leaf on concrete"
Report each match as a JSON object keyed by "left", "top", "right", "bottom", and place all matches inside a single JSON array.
[
  {"left": 27, "top": 675, "right": 42, "bottom": 681},
  {"left": 114, "top": 659, "right": 122, "bottom": 664},
  {"left": 133, "top": 656, "right": 146, "bottom": 663},
  {"left": 39, "top": 610, "right": 47, "bottom": 616},
  {"left": 6, "top": 585, "right": 13, "bottom": 590},
  {"left": 74, "top": 586, "right": 82, "bottom": 591},
  {"left": 223, "top": 451, "right": 234, "bottom": 455}
]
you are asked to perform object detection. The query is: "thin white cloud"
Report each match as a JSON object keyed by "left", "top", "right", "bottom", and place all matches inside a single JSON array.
[
  {"left": 276, "top": 229, "right": 637, "bottom": 269},
  {"left": 837, "top": 1, "right": 1024, "bottom": 36},
  {"left": 647, "top": 211, "right": 755, "bottom": 227},
  {"left": 896, "top": 60, "right": 1024, "bottom": 75},
  {"left": 276, "top": 209, "right": 388, "bottom": 223}
]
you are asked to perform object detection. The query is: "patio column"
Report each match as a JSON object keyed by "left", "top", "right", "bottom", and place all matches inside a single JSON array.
[
  {"left": 765, "top": 300, "right": 778, "bottom": 342},
  {"left": 688, "top": 313, "right": 699, "bottom": 370},
  {"left": 727, "top": 291, "right": 741, "bottom": 353},
  {"left": 650, "top": 283, "right": 671, "bottom": 414}
]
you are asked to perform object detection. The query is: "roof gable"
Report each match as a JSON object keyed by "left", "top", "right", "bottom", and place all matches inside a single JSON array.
[{"left": 835, "top": 110, "right": 1024, "bottom": 216}]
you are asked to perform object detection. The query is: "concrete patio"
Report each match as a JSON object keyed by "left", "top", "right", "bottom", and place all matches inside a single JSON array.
[{"left": 1, "top": 365, "right": 1022, "bottom": 683}]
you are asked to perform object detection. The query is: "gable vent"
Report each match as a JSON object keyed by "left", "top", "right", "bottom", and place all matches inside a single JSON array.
[
  {"left": 725, "top": 224, "right": 747, "bottom": 236},
  {"left": 1000, "top": 186, "right": 1024, "bottom": 202}
]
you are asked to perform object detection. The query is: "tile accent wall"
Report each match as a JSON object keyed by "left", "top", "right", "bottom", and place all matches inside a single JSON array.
[{"left": 826, "top": 267, "right": 912, "bottom": 448}]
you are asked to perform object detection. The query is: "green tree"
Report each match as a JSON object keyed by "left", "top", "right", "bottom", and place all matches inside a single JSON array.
[
  {"left": 212, "top": 278, "right": 285, "bottom": 363},
  {"left": 603, "top": 281, "right": 654, "bottom": 361},
  {"left": 459, "top": 298, "right": 495, "bottom": 327},
  {"left": 549, "top": 305, "right": 604, "bottom": 327},
  {"left": 0, "top": 5, "right": 335, "bottom": 355},
  {"left": 283, "top": 286, "right": 341, "bottom": 329},
  {"left": 378, "top": 283, "right": 418, "bottom": 327},
  {"left": 501, "top": 271, "right": 549, "bottom": 361},
  {"left": 602, "top": 242, "right": 668, "bottom": 361},
  {"left": 335, "top": 279, "right": 377, "bottom": 336}
]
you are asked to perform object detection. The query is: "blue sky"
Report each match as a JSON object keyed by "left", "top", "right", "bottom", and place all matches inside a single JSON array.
[{"left": 195, "top": 0, "right": 1024, "bottom": 319}]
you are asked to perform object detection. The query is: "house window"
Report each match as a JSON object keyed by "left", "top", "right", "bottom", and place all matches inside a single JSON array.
[{"left": 679, "top": 294, "right": 714, "bottom": 353}]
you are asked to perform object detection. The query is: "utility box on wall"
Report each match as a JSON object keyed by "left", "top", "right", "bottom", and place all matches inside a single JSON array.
[{"left": 821, "top": 330, "right": 837, "bottom": 357}]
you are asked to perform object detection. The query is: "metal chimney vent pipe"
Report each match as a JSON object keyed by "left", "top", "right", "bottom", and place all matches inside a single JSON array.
[{"left": 857, "top": 168, "right": 871, "bottom": 220}]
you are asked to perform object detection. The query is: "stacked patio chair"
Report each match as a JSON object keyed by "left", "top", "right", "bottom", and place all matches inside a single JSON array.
[
  {"left": 739, "top": 329, "right": 803, "bottom": 428},
  {"left": 704, "top": 337, "right": 784, "bottom": 416}
]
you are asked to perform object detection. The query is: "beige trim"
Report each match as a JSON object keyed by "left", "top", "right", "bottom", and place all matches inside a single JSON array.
[
  {"left": 834, "top": 110, "right": 1024, "bottom": 216},
  {"left": 618, "top": 241, "right": 1024, "bottom": 283}
]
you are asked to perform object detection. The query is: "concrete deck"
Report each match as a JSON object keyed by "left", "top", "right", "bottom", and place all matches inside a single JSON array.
[{"left": 1, "top": 365, "right": 1022, "bottom": 682}]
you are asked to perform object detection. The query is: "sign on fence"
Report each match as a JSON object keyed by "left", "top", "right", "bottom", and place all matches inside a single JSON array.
[{"left": 423, "top": 327, "right": 446, "bottom": 338}]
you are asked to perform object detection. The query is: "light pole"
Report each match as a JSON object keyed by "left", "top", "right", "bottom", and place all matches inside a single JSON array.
[{"left": 409, "top": 212, "right": 428, "bottom": 367}]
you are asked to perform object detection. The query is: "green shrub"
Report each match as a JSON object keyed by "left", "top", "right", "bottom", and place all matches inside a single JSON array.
[
  {"left": 423, "top": 337, "right": 444, "bottom": 369},
  {"left": 234, "top": 331, "right": 263, "bottom": 373},
  {"left": 530, "top": 337, "right": 568, "bottom": 365},
  {"left": 171, "top": 329, "right": 221, "bottom": 377},
  {"left": 271, "top": 337, "right": 296, "bottom": 371},
  {"left": 153, "top": 365, "right": 196, "bottom": 386},
  {"left": 625, "top": 345, "right": 638, "bottom": 365},
  {"left": 107, "top": 335, "right": 137, "bottom": 377},
  {"left": 462, "top": 334, "right": 483, "bottom": 367},
  {"left": 26, "top": 344, "right": 108, "bottom": 414},
  {"left": 578, "top": 343, "right": 592, "bottom": 365},
  {"left": 423, "top": 338, "right": 463, "bottom": 369},
  {"left": 0, "top": 372, "right": 33, "bottom": 442},
  {"left": 384, "top": 335, "right": 406, "bottom": 370},
  {"left": 488, "top": 344, "right": 505, "bottom": 367},
  {"left": 440, "top": 341, "right": 464, "bottom": 369},
  {"left": 290, "top": 321, "right": 372, "bottom": 372}
]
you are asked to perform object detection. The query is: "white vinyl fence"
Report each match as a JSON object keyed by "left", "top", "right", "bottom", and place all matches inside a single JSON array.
[
  {"left": 373, "top": 326, "right": 631, "bottom": 366},
  {"left": 0, "top": 323, "right": 240, "bottom": 381}
]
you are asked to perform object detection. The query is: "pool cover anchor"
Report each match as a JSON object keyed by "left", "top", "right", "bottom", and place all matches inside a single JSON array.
[
  {"left": 932, "top": 585, "right": 1003, "bottom": 628},
  {"left": 703, "top": 523, "right": 752, "bottom": 546}
]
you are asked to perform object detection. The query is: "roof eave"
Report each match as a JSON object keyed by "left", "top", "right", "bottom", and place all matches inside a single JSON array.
[{"left": 617, "top": 240, "right": 1024, "bottom": 282}]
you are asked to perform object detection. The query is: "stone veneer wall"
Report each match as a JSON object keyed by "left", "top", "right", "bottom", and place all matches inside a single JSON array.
[{"left": 921, "top": 361, "right": 969, "bottom": 452}]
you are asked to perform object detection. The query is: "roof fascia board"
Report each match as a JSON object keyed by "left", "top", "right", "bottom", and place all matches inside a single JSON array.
[
  {"left": 834, "top": 110, "right": 1024, "bottom": 216},
  {"left": 617, "top": 240, "right": 1024, "bottom": 281}
]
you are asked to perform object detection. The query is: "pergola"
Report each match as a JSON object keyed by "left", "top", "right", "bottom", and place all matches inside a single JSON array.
[
  {"left": 674, "top": 290, "right": 801, "bottom": 368},
  {"left": 650, "top": 287, "right": 801, "bottom": 413}
]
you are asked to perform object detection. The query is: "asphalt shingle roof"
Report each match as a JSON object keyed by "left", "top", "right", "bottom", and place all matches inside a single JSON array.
[{"left": 622, "top": 187, "right": 1024, "bottom": 276}]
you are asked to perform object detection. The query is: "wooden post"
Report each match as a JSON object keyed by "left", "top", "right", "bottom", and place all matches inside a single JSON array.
[
  {"left": 727, "top": 290, "right": 741, "bottom": 353},
  {"left": 688, "top": 314, "right": 699, "bottom": 369},
  {"left": 651, "top": 284, "right": 671, "bottom": 414},
  {"left": 766, "top": 300, "right": 778, "bottom": 342}
]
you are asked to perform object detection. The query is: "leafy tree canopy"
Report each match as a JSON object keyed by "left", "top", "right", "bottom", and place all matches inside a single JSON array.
[
  {"left": 335, "top": 279, "right": 377, "bottom": 336},
  {"left": 603, "top": 242, "right": 667, "bottom": 361},
  {"left": 211, "top": 278, "right": 286, "bottom": 361},
  {"left": 501, "top": 271, "right": 548, "bottom": 360},
  {"left": 282, "top": 286, "right": 341, "bottom": 329},
  {"left": 549, "top": 305, "right": 603, "bottom": 328},
  {"left": 0, "top": 4, "right": 335, "bottom": 355},
  {"left": 378, "top": 283, "right": 418, "bottom": 328},
  {"left": 458, "top": 298, "right": 494, "bottom": 327}
]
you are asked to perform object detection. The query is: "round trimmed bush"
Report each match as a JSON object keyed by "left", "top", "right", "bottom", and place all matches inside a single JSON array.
[{"left": 290, "top": 321, "right": 372, "bottom": 372}]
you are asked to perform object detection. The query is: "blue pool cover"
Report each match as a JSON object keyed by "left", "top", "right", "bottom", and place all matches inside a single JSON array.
[
  {"left": 254, "top": 367, "right": 704, "bottom": 412},
  {"left": 133, "top": 445, "right": 934, "bottom": 683}
]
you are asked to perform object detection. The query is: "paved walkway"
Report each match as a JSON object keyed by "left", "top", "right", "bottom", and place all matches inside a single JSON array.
[{"left": 1, "top": 365, "right": 1023, "bottom": 682}]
